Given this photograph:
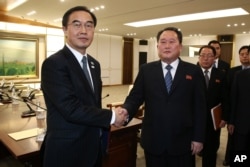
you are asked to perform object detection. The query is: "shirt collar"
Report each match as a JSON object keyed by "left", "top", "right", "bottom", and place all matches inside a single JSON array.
[
  {"left": 201, "top": 67, "right": 213, "bottom": 73},
  {"left": 66, "top": 43, "right": 87, "bottom": 64},
  {"left": 161, "top": 58, "right": 179, "bottom": 70}
]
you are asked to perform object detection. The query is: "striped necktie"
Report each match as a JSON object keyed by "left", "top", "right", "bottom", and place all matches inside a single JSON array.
[{"left": 165, "top": 65, "right": 172, "bottom": 93}]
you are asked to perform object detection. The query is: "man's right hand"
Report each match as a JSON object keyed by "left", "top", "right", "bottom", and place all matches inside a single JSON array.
[{"left": 113, "top": 107, "right": 128, "bottom": 127}]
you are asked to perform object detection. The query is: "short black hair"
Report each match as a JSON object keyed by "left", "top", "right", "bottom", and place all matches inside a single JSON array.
[
  {"left": 156, "top": 27, "right": 183, "bottom": 44},
  {"left": 208, "top": 40, "right": 221, "bottom": 47},
  {"left": 198, "top": 45, "right": 216, "bottom": 56},
  {"left": 238, "top": 45, "right": 249, "bottom": 54},
  {"left": 62, "top": 6, "right": 97, "bottom": 27}
]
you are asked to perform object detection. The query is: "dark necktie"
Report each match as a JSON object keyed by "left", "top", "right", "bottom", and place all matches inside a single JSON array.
[
  {"left": 204, "top": 70, "right": 209, "bottom": 88},
  {"left": 165, "top": 65, "right": 172, "bottom": 93},
  {"left": 82, "top": 56, "right": 93, "bottom": 90}
]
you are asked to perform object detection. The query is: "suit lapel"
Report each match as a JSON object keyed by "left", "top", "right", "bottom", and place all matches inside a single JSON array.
[
  {"left": 169, "top": 61, "right": 186, "bottom": 94},
  {"left": 87, "top": 55, "right": 99, "bottom": 94},
  {"left": 63, "top": 46, "right": 95, "bottom": 95}
]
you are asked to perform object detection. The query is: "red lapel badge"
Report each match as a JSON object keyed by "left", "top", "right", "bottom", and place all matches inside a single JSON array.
[{"left": 186, "top": 75, "right": 192, "bottom": 80}]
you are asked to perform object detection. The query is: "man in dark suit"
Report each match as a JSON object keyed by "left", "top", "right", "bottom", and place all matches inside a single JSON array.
[
  {"left": 208, "top": 40, "right": 230, "bottom": 73},
  {"left": 223, "top": 45, "right": 250, "bottom": 166},
  {"left": 197, "top": 45, "right": 227, "bottom": 167},
  {"left": 41, "top": 6, "right": 127, "bottom": 167},
  {"left": 121, "top": 27, "right": 207, "bottom": 167},
  {"left": 228, "top": 46, "right": 250, "bottom": 157}
]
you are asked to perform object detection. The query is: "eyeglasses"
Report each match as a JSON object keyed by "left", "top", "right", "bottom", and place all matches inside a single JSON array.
[
  {"left": 68, "top": 21, "right": 94, "bottom": 31},
  {"left": 199, "top": 54, "right": 214, "bottom": 58}
]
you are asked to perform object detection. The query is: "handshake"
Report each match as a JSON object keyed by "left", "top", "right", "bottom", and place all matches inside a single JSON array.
[{"left": 113, "top": 107, "right": 129, "bottom": 128}]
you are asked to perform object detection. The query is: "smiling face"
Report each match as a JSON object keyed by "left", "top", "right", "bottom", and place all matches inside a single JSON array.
[
  {"left": 63, "top": 11, "right": 95, "bottom": 55},
  {"left": 157, "top": 30, "right": 182, "bottom": 64}
]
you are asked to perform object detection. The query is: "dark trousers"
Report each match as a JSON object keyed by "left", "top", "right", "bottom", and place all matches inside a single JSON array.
[
  {"left": 202, "top": 127, "right": 221, "bottom": 167},
  {"left": 232, "top": 131, "right": 250, "bottom": 151},
  {"left": 144, "top": 150, "right": 194, "bottom": 167}
]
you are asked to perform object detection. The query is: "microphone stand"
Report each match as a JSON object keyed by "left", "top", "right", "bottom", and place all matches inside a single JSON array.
[{"left": 0, "top": 92, "right": 47, "bottom": 118}]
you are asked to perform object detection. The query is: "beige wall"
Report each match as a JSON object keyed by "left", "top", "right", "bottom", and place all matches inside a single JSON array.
[{"left": 1, "top": 21, "right": 250, "bottom": 87}]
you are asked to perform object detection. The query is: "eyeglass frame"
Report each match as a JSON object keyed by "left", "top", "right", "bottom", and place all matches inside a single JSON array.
[
  {"left": 67, "top": 20, "right": 95, "bottom": 31},
  {"left": 199, "top": 54, "right": 215, "bottom": 59}
]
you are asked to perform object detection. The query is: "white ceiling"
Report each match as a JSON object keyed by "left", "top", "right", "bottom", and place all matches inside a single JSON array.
[{"left": 1, "top": 0, "right": 250, "bottom": 39}]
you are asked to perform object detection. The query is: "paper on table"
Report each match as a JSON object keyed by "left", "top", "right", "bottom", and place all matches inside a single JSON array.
[{"left": 8, "top": 128, "right": 39, "bottom": 141}]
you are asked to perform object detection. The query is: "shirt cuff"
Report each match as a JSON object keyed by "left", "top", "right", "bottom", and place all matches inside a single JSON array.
[{"left": 110, "top": 110, "right": 115, "bottom": 124}]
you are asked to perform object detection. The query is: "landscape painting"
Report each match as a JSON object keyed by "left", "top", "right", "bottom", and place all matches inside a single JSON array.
[{"left": 0, "top": 35, "right": 38, "bottom": 78}]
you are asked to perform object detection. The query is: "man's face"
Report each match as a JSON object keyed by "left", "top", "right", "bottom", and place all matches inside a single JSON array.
[
  {"left": 239, "top": 48, "right": 250, "bottom": 66},
  {"left": 157, "top": 30, "right": 182, "bottom": 64},
  {"left": 209, "top": 43, "right": 221, "bottom": 59},
  {"left": 63, "top": 11, "right": 95, "bottom": 54},
  {"left": 198, "top": 47, "right": 215, "bottom": 69}
]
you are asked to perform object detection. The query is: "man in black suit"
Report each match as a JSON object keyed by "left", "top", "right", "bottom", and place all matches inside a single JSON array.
[
  {"left": 121, "top": 27, "right": 207, "bottom": 167},
  {"left": 223, "top": 45, "right": 250, "bottom": 166},
  {"left": 197, "top": 45, "right": 227, "bottom": 167},
  {"left": 208, "top": 40, "right": 230, "bottom": 73},
  {"left": 41, "top": 6, "right": 127, "bottom": 167},
  {"left": 228, "top": 46, "right": 250, "bottom": 156}
]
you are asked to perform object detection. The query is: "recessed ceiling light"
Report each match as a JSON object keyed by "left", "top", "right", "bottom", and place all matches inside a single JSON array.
[
  {"left": 126, "top": 33, "right": 137, "bottom": 36},
  {"left": 90, "top": 5, "right": 105, "bottom": 12},
  {"left": 125, "top": 8, "right": 249, "bottom": 27},
  {"left": 53, "top": 18, "right": 62, "bottom": 22},
  {"left": 26, "top": 10, "right": 36, "bottom": 16},
  {"left": 99, "top": 28, "right": 109, "bottom": 32}
]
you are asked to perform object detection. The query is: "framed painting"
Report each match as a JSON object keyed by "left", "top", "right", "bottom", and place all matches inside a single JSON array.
[{"left": 0, "top": 32, "right": 39, "bottom": 79}]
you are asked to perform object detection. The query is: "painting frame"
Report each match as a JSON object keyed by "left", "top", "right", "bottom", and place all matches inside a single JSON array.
[{"left": 0, "top": 32, "right": 39, "bottom": 80}]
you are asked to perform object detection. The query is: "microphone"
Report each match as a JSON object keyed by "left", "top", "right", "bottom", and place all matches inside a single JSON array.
[
  {"left": 0, "top": 91, "right": 12, "bottom": 104},
  {"left": 102, "top": 94, "right": 109, "bottom": 99}
]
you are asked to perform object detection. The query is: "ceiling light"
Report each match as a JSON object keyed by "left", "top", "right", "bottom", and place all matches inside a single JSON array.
[
  {"left": 26, "top": 10, "right": 36, "bottom": 16},
  {"left": 126, "top": 33, "right": 137, "bottom": 36},
  {"left": 6, "top": 0, "right": 28, "bottom": 11},
  {"left": 53, "top": 18, "right": 62, "bottom": 22},
  {"left": 90, "top": 5, "right": 105, "bottom": 12},
  {"left": 124, "top": 8, "right": 249, "bottom": 27},
  {"left": 99, "top": 28, "right": 109, "bottom": 32}
]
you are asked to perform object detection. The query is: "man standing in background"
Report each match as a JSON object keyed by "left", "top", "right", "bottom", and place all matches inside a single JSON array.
[
  {"left": 197, "top": 45, "right": 227, "bottom": 167},
  {"left": 224, "top": 45, "right": 250, "bottom": 166},
  {"left": 208, "top": 40, "right": 230, "bottom": 73}
]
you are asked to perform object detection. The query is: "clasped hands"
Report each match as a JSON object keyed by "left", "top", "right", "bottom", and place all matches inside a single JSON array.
[{"left": 113, "top": 107, "right": 129, "bottom": 127}]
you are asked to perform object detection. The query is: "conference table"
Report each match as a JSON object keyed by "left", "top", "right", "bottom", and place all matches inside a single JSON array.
[{"left": 0, "top": 95, "right": 142, "bottom": 167}]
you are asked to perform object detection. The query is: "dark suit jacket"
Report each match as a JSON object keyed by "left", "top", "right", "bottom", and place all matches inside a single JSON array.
[
  {"left": 230, "top": 68, "right": 250, "bottom": 135},
  {"left": 217, "top": 59, "right": 230, "bottom": 73},
  {"left": 225, "top": 66, "right": 243, "bottom": 121},
  {"left": 123, "top": 59, "right": 207, "bottom": 155},
  {"left": 227, "top": 65, "right": 243, "bottom": 89},
  {"left": 201, "top": 67, "right": 227, "bottom": 167},
  {"left": 41, "top": 46, "right": 112, "bottom": 167},
  {"left": 206, "top": 68, "right": 227, "bottom": 122}
]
